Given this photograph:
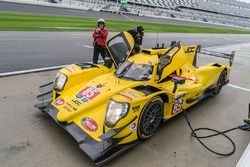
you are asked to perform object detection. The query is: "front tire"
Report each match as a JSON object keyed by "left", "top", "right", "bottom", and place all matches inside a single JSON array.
[{"left": 138, "top": 97, "right": 163, "bottom": 140}]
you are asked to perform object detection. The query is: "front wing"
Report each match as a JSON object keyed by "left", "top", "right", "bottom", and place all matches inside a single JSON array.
[{"left": 35, "top": 82, "right": 139, "bottom": 166}]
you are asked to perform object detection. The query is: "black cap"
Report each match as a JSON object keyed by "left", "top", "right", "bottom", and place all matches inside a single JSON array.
[
  {"left": 136, "top": 26, "right": 144, "bottom": 36},
  {"left": 136, "top": 26, "right": 144, "bottom": 32}
]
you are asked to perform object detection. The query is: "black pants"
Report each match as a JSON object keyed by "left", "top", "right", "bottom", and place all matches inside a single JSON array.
[{"left": 93, "top": 45, "right": 106, "bottom": 64}]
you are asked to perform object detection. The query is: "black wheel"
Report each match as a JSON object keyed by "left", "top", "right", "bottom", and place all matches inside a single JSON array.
[
  {"left": 138, "top": 97, "right": 163, "bottom": 139},
  {"left": 211, "top": 70, "right": 227, "bottom": 96}
]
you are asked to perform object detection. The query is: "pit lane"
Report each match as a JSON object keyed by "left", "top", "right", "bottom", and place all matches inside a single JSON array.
[{"left": 0, "top": 43, "right": 249, "bottom": 167}]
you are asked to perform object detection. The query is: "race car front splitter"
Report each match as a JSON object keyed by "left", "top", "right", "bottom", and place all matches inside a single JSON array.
[
  {"left": 41, "top": 105, "right": 138, "bottom": 165},
  {"left": 35, "top": 82, "right": 139, "bottom": 165}
]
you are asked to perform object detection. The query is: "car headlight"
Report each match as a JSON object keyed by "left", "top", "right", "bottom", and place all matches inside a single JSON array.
[
  {"left": 53, "top": 73, "right": 67, "bottom": 91},
  {"left": 105, "top": 100, "right": 129, "bottom": 127}
]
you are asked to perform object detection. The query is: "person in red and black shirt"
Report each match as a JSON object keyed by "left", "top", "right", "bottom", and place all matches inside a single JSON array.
[{"left": 92, "top": 18, "right": 108, "bottom": 64}]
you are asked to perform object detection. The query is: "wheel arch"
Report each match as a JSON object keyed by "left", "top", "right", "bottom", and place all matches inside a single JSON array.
[
  {"left": 158, "top": 93, "right": 169, "bottom": 103},
  {"left": 137, "top": 95, "right": 164, "bottom": 140}
]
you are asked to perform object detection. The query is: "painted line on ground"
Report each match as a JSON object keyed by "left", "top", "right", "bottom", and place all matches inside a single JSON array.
[
  {"left": 0, "top": 65, "right": 66, "bottom": 77},
  {"left": 65, "top": 9, "right": 86, "bottom": 13},
  {"left": 236, "top": 142, "right": 250, "bottom": 167},
  {"left": 0, "top": 61, "right": 104, "bottom": 77},
  {"left": 227, "top": 84, "right": 250, "bottom": 92},
  {"left": 83, "top": 45, "right": 93, "bottom": 48},
  {"left": 72, "top": 33, "right": 83, "bottom": 36}
]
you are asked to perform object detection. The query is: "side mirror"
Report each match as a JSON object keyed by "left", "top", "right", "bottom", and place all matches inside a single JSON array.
[
  {"left": 171, "top": 76, "right": 185, "bottom": 85},
  {"left": 171, "top": 76, "right": 185, "bottom": 93}
]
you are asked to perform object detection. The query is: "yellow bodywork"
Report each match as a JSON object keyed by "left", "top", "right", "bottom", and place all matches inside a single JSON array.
[{"left": 50, "top": 32, "right": 232, "bottom": 145}]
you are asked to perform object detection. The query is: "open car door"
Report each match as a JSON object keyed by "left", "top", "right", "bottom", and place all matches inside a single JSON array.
[
  {"left": 106, "top": 32, "right": 135, "bottom": 68},
  {"left": 157, "top": 41, "right": 187, "bottom": 82}
]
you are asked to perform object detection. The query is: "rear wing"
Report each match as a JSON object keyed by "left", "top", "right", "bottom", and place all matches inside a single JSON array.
[
  {"left": 170, "top": 41, "right": 235, "bottom": 67},
  {"left": 197, "top": 45, "right": 236, "bottom": 66}
]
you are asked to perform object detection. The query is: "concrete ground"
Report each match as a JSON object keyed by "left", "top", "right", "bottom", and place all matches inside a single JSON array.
[{"left": 0, "top": 43, "right": 250, "bottom": 167}]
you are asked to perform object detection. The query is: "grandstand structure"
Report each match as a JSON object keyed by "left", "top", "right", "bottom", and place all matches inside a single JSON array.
[{"left": 51, "top": 0, "right": 250, "bottom": 28}]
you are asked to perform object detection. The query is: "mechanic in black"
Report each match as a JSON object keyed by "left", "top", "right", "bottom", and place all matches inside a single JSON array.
[{"left": 127, "top": 26, "right": 144, "bottom": 55}]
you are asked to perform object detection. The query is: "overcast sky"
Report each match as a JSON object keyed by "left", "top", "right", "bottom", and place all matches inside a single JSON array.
[{"left": 237, "top": 0, "right": 250, "bottom": 3}]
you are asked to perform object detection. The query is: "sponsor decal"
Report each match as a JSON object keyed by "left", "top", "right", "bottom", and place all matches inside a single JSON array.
[
  {"left": 132, "top": 105, "right": 140, "bottom": 112},
  {"left": 124, "top": 91, "right": 138, "bottom": 98},
  {"left": 64, "top": 67, "right": 73, "bottom": 73},
  {"left": 186, "top": 46, "right": 195, "bottom": 53},
  {"left": 118, "top": 93, "right": 133, "bottom": 102},
  {"left": 172, "top": 93, "right": 185, "bottom": 115},
  {"left": 66, "top": 102, "right": 77, "bottom": 111},
  {"left": 63, "top": 106, "right": 72, "bottom": 112},
  {"left": 76, "top": 93, "right": 83, "bottom": 99},
  {"left": 54, "top": 98, "right": 65, "bottom": 106},
  {"left": 72, "top": 99, "right": 81, "bottom": 106},
  {"left": 130, "top": 122, "right": 137, "bottom": 131},
  {"left": 64, "top": 65, "right": 77, "bottom": 73},
  {"left": 81, "top": 118, "right": 98, "bottom": 132},
  {"left": 75, "top": 86, "right": 101, "bottom": 103},
  {"left": 81, "top": 97, "right": 89, "bottom": 103}
]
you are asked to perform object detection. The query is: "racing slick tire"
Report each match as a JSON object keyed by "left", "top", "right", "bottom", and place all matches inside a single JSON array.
[
  {"left": 138, "top": 96, "right": 163, "bottom": 140},
  {"left": 211, "top": 70, "right": 227, "bottom": 96}
]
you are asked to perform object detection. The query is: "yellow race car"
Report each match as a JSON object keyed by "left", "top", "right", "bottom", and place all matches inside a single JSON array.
[{"left": 36, "top": 32, "right": 235, "bottom": 165}]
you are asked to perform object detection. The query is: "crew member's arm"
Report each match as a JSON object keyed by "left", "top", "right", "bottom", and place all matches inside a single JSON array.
[
  {"left": 93, "top": 29, "right": 102, "bottom": 38},
  {"left": 99, "top": 29, "right": 108, "bottom": 38}
]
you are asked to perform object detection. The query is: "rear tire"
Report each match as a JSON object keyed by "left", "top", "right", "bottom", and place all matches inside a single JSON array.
[
  {"left": 211, "top": 70, "right": 227, "bottom": 96},
  {"left": 138, "top": 97, "right": 163, "bottom": 140}
]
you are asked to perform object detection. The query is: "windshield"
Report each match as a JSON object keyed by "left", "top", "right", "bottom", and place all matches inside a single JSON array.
[{"left": 115, "top": 61, "right": 153, "bottom": 81}]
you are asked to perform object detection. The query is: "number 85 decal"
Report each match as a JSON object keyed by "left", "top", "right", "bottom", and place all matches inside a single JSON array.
[{"left": 172, "top": 94, "right": 185, "bottom": 115}]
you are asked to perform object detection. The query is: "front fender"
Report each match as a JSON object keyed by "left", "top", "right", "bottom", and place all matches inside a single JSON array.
[{"left": 104, "top": 87, "right": 171, "bottom": 144}]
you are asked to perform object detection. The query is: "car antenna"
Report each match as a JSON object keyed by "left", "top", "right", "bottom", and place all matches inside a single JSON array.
[{"left": 155, "top": 32, "right": 159, "bottom": 48}]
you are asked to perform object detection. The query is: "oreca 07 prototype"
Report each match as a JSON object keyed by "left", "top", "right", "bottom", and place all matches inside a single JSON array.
[{"left": 36, "top": 32, "right": 235, "bottom": 165}]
